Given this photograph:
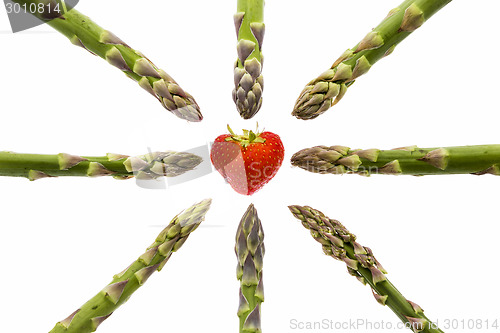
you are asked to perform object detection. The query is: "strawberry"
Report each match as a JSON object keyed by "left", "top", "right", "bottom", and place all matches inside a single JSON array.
[{"left": 210, "top": 125, "right": 285, "bottom": 195}]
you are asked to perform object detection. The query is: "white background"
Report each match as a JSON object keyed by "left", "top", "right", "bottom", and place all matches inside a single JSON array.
[{"left": 1, "top": 1, "right": 499, "bottom": 332}]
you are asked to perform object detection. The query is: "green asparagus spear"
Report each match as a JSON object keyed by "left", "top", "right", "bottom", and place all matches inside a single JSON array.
[
  {"left": 0, "top": 150, "right": 202, "bottom": 180},
  {"left": 49, "top": 199, "right": 212, "bottom": 333},
  {"left": 291, "top": 144, "right": 500, "bottom": 176},
  {"left": 233, "top": 0, "right": 265, "bottom": 119},
  {"left": 292, "top": 0, "right": 452, "bottom": 120},
  {"left": 236, "top": 204, "right": 264, "bottom": 333},
  {"left": 12, "top": 0, "right": 202, "bottom": 121},
  {"left": 288, "top": 205, "right": 443, "bottom": 333}
]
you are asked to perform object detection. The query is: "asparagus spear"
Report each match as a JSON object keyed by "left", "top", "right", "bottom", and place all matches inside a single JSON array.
[
  {"left": 0, "top": 150, "right": 202, "bottom": 180},
  {"left": 292, "top": 0, "right": 452, "bottom": 120},
  {"left": 12, "top": 0, "right": 202, "bottom": 121},
  {"left": 288, "top": 205, "right": 443, "bottom": 333},
  {"left": 49, "top": 199, "right": 212, "bottom": 333},
  {"left": 236, "top": 204, "right": 264, "bottom": 333},
  {"left": 233, "top": 0, "right": 265, "bottom": 119},
  {"left": 291, "top": 144, "right": 500, "bottom": 176}
]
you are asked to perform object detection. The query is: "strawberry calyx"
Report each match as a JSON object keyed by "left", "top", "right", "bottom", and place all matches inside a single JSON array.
[{"left": 224, "top": 124, "right": 266, "bottom": 148}]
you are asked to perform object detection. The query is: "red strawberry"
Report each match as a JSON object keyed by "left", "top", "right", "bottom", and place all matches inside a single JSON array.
[{"left": 210, "top": 125, "right": 285, "bottom": 195}]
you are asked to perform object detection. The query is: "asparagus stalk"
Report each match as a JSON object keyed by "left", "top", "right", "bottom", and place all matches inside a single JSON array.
[
  {"left": 288, "top": 205, "right": 443, "bottom": 333},
  {"left": 12, "top": 0, "right": 202, "bottom": 121},
  {"left": 235, "top": 204, "right": 264, "bottom": 333},
  {"left": 292, "top": 0, "right": 452, "bottom": 120},
  {"left": 0, "top": 150, "right": 202, "bottom": 180},
  {"left": 291, "top": 144, "right": 500, "bottom": 176},
  {"left": 50, "top": 199, "right": 212, "bottom": 333},
  {"left": 233, "top": 0, "right": 265, "bottom": 119}
]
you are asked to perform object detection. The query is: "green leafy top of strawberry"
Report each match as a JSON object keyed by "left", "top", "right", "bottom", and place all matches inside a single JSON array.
[
  {"left": 211, "top": 125, "right": 285, "bottom": 195},
  {"left": 225, "top": 125, "right": 266, "bottom": 147}
]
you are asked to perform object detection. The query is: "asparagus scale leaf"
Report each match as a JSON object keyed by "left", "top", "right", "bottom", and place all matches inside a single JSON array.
[
  {"left": 236, "top": 204, "right": 264, "bottom": 333},
  {"left": 292, "top": 0, "right": 452, "bottom": 120},
  {"left": 49, "top": 199, "right": 212, "bottom": 333},
  {"left": 233, "top": 0, "right": 265, "bottom": 119},
  {"left": 289, "top": 205, "right": 444, "bottom": 333},
  {"left": 0, "top": 150, "right": 202, "bottom": 180},
  {"left": 12, "top": 0, "right": 202, "bottom": 121},
  {"left": 291, "top": 144, "right": 500, "bottom": 176}
]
